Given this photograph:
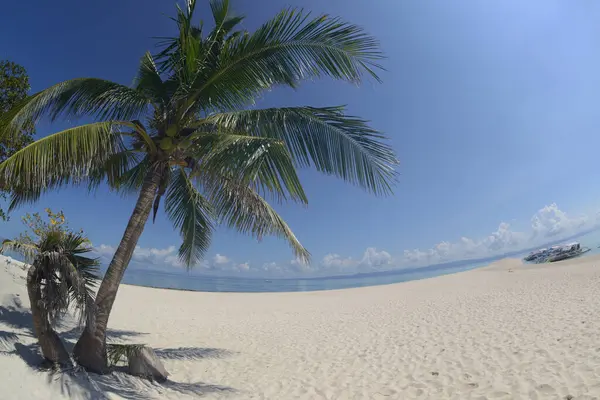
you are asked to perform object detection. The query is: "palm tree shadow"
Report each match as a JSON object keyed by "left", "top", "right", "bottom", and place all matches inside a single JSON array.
[
  {"left": 0, "top": 303, "right": 33, "bottom": 331},
  {"left": 62, "top": 326, "right": 145, "bottom": 341},
  {"left": 0, "top": 302, "right": 237, "bottom": 398},
  {"left": 0, "top": 337, "right": 49, "bottom": 370},
  {"left": 155, "top": 346, "right": 237, "bottom": 360},
  {"left": 0, "top": 300, "right": 146, "bottom": 339},
  {"left": 13, "top": 342, "right": 46, "bottom": 368},
  {"left": 161, "top": 380, "right": 235, "bottom": 398},
  {"left": 0, "top": 329, "right": 21, "bottom": 348},
  {"left": 0, "top": 301, "right": 46, "bottom": 368},
  {"left": 1, "top": 337, "right": 237, "bottom": 399},
  {"left": 51, "top": 369, "right": 235, "bottom": 400}
]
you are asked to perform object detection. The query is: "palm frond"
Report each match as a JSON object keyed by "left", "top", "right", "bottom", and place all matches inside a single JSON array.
[
  {"left": 35, "top": 250, "right": 71, "bottom": 325},
  {"left": 61, "top": 232, "right": 101, "bottom": 287},
  {"left": 209, "top": 0, "right": 230, "bottom": 27},
  {"left": 164, "top": 168, "right": 214, "bottom": 267},
  {"left": 207, "top": 0, "right": 244, "bottom": 45},
  {"left": 156, "top": 0, "right": 244, "bottom": 114},
  {"left": 188, "top": 132, "right": 307, "bottom": 204},
  {"left": 166, "top": 0, "right": 206, "bottom": 90},
  {"left": 8, "top": 186, "right": 42, "bottom": 212},
  {"left": 198, "top": 173, "right": 310, "bottom": 263},
  {"left": 203, "top": 106, "right": 398, "bottom": 195},
  {"left": 112, "top": 155, "right": 151, "bottom": 195},
  {"left": 107, "top": 343, "right": 147, "bottom": 367},
  {"left": 0, "top": 79, "right": 151, "bottom": 138},
  {"left": 128, "top": 120, "right": 157, "bottom": 154},
  {"left": 154, "top": 0, "right": 203, "bottom": 75},
  {"left": 0, "top": 122, "right": 123, "bottom": 210},
  {"left": 133, "top": 52, "right": 167, "bottom": 107},
  {"left": 1, "top": 238, "right": 39, "bottom": 262},
  {"left": 187, "top": 8, "right": 384, "bottom": 111},
  {"left": 87, "top": 150, "right": 143, "bottom": 192},
  {"left": 58, "top": 259, "right": 98, "bottom": 329}
]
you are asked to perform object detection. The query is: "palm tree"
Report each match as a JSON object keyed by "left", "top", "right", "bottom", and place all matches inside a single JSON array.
[
  {"left": 1, "top": 211, "right": 99, "bottom": 366},
  {"left": 0, "top": 0, "right": 397, "bottom": 372}
]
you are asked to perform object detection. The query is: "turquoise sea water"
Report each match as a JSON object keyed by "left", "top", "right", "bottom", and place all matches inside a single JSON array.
[{"left": 121, "top": 260, "right": 487, "bottom": 293}]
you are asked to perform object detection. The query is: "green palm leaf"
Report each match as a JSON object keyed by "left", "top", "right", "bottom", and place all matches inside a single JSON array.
[
  {"left": 87, "top": 149, "right": 143, "bottom": 192},
  {"left": 7, "top": 187, "right": 43, "bottom": 212},
  {"left": 164, "top": 168, "right": 214, "bottom": 267},
  {"left": 1, "top": 238, "right": 39, "bottom": 262},
  {"left": 106, "top": 343, "right": 147, "bottom": 366},
  {"left": 112, "top": 155, "right": 151, "bottom": 194},
  {"left": 189, "top": 132, "right": 307, "bottom": 204},
  {"left": 58, "top": 232, "right": 100, "bottom": 328},
  {"left": 187, "top": 7, "right": 384, "bottom": 111},
  {"left": 204, "top": 106, "right": 398, "bottom": 195},
  {"left": 0, "top": 122, "right": 123, "bottom": 210},
  {"left": 0, "top": 78, "right": 151, "bottom": 138},
  {"left": 206, "top": 0, "right": 245, "bottom": 55},
  {"left": 199, "top": 172, "right": 309, "bottom": 262},
  {"left": 134, "top": 52, "right": 168, "bottom": 107}
]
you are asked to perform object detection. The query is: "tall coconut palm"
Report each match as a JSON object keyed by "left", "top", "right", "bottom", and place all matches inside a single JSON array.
[
  {"left": 0, "top": 0, "right": 397, "bottom": 372},
  {"left": 1, "top": 211, "right": 99, "bottom": 366}
]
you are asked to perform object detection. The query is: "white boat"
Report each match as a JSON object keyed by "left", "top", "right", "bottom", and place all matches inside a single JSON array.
[{"left": 523, "top": 242, "right": 590, "bottom": 263}]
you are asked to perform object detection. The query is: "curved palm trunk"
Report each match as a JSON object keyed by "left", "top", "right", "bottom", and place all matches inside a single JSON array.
[
  {"left": 73, "top": 170, "right": 160, "bottom": 373},
  {"left": 27, "top": 264, "right": 71, "bottom": 365}
]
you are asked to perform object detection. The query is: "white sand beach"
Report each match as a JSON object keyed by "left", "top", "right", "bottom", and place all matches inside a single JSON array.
[{"left": 1, "top": 255, "right": 600, "bottom": 399}]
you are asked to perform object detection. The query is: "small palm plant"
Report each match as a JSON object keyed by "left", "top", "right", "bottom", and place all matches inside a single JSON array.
[{"left": 1, "top": 209, "right": 99, "bottom": 366}]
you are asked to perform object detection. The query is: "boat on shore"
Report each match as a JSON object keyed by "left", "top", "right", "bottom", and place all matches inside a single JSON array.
[{"left": 523, "top": 242, "right": 590, "bottom": 264}]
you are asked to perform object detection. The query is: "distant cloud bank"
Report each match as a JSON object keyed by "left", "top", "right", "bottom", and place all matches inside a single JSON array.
[{"left": 95, "top": 203, "right": 600, "bottom": 277}]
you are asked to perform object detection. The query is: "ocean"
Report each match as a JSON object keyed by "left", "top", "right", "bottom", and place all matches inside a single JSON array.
[
  {"left": 119, "top": 228, "right": 600, "bottom": 293},
  {"left": 121, "top": 259, "right": 487, "bottom": 293}
]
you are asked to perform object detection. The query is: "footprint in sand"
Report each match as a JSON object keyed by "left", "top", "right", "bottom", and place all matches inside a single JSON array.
[
  {"left": 375, "top": 388, "right": 397, "bottom": 397},
  {"left": 489, "top": 391, "right": 511, "bottom": 398},
  {"left": 462, "top": 382, "right": 479, "bottom": 390}
]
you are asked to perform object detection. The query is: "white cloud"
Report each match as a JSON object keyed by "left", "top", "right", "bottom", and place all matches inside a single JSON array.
[
  {"left": 95, "top": 244, "right": 116, "bottom": 257},
  {"left": 238, "top": 262, "right": 250, "bottom": 271},
  {"left": 262, "top": 262, "right": 281, "bottom": 273},
  {"left": 164, "top": 254, "right": 184, "bottom": 268},
  {"left": 134, "top": 246, "right": 176, "bottom": 258},
  {"left": 309, "top": 248, "right": 393, "bottom": 276},
  {"left": 401, "top": 203, "right": 596, "bottom": 266},
  {"left": 213, "top": 254, "right": 229, "bottom": 265},
  {"left": 531, "top": 203, "right": 587, "bottom": 238},
  {"left": 132, "top": 245, "right": 178, "bottom": 267},
  {"left": 94, "top": 244, "right": 199, "bottom": 270},
  {"left": 94, "top": 243, "right": 250, "bottom": 274},
  {"left": 360, "top": 247, "right": 392, "bottom": 270},
  {"left": 94, "top": 203, "right": 600, "bottom": 278},
  {"left": 290, "top": 258, "right": 312, "bottom": 273},
  {"left": 321, "top": 253, "right": 357, "bottom": 269}
]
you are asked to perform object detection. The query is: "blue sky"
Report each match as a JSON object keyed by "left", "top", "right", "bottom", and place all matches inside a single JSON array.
[{"left": 3, "top": 0, "right": 600, "bottom": 277}]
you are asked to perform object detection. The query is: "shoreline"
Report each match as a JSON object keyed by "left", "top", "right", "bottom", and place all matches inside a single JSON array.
[
  {"left": 119, "top": 252, "right": 598, "bottom": 294},
  {"left": 120, "top": 263, "right": 483, "bottom": 294}
]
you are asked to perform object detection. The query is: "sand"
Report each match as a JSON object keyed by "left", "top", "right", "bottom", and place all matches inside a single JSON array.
[{"left": 1, "top": 254, "right": 600, "bottom": 399}]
